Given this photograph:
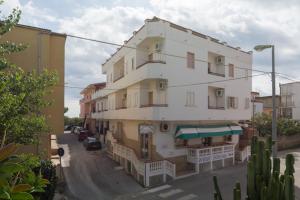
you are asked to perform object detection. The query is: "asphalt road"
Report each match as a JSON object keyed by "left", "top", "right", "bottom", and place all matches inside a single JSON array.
[
  {"left": 58, "top": 133, "right": 300, "bottom": 200},
  {"left": 58, "top": 133, "right": 143, "bottom": 200}
]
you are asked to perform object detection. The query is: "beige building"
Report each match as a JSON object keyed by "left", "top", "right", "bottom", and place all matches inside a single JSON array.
[{"left": 1, "top": 24, "right": 66, "bottom": 157}]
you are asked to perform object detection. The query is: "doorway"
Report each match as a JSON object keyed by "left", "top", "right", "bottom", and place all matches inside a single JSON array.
[{"left": 140, "top": 133, "right": 150, "bottom": 159}]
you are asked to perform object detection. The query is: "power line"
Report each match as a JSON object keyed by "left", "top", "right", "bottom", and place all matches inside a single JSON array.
[
  {"left": 67, "top": 34, "right": 267, "bottom": 74},
  {"left": 61, "top": 72, "right": 268, "bottom": 91}
]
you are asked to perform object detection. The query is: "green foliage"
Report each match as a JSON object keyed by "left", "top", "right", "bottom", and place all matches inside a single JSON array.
[
  {"left": 64, "top": 107, "right": 68, "bottom": 114},
  {"left": 64, "top": 116, "right": 83, "bottom": 126},
  {"left": 0, "top": 66, "right": 58, "bottom": 146},
  {"left": 0, "top": 144, "right": 50, "bottom": 200},
  {"left": 253, "top": 113, "right": 272, "bottom": 136},
  {"left": 213, "top": 136, "right": 296, "bottom": 200},
  {"left": 253, "top": 113, "right": 300, "bottom": 136}
]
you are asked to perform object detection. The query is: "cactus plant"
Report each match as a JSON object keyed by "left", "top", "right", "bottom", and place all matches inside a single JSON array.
[{"left": 213, "top": 136, "right": 295, "bottom": 200}]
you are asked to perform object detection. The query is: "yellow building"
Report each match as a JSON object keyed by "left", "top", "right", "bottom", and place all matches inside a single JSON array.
[{"left": 0, "top": 24, "right": 66, "bottom": 157}]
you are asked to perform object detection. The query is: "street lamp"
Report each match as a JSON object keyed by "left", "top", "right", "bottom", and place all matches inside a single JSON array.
[{"left": 254, "top": 45, "right": 277, "bottom": 157}]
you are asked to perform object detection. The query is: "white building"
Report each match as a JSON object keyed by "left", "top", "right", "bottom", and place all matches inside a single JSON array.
[
  {"left": 91, "top": 17, "right": 252, "bottom": 187},
  {"left": 280, "top": 82, "right": 300, "bottom": 120}
]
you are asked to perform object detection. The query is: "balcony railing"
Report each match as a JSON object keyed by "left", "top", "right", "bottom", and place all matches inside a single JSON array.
[
  {"left": 187, "top": 144, "right": 235, "bottom": 167},
  {"left": 113, "top": 74, "right": 124, "bottom": 82},
  {"left": 115, "top": 106, "right": 127, "bottom": 110},
  {"left": 208, "top": 69, "right": 225, "bottom": 77},
  {"left": 140, "top": 104, "right": 168, "bottom": 108},
  {"left": 208, "top": 105, "right": 225, "bottom": 110},
  {"left": 136, "top": 52, "right": 166, "bottom": 69}
]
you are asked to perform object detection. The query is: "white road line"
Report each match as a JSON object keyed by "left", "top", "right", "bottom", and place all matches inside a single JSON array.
[
  {"left": 142, "top": 185, "right": 172, "bottom": 194},
  {"left": 176, "top": 194, "right": 198, "bottom": 200},
  {"left": 158, "top": 189, "right": 183, "bottom": 198}
]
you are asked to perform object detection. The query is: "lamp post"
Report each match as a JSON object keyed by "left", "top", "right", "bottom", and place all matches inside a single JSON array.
[{"left": 254, "top": 45, "right": 277, "bottom": 157}]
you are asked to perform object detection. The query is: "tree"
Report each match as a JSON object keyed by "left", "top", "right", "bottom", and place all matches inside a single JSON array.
[
  {"left": 0, "top": 1, "right": 59, "bottom": 147},
  {"left": 64, "top": 107, "right": 68, "bottom": 114}
]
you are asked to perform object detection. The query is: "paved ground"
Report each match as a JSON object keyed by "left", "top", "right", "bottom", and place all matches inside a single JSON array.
[
  {"left": 58, "top": 132, "right": 300, "bottom": 200},
  {"left": 57, "top": 133, "right": 143, "bottom": 200}
]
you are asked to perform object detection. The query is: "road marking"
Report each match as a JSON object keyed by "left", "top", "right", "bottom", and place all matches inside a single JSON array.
[
  {"left": 176, "top": 194, "right": 198, "bottom": 200},
  {"left": 142, "top": 185, "right": 172, "bottom": 194},
  {"left": 158, "top": 189, "right": 183, "bottom": 198}
]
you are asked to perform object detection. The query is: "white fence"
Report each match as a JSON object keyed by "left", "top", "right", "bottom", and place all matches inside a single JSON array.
[
  {"left": 187, "top": 144, "right": 235, "bottom": 170},
  {"left": 236, "top": 145, "right": 251, "bottom": 162},
  {"left": 113, "top": 143, "right": 176, "bottom": 187}
]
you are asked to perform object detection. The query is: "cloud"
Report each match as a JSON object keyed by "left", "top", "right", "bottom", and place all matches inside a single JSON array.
[{"left": 6, "top": 0, "right": 300, "bottom": 117}]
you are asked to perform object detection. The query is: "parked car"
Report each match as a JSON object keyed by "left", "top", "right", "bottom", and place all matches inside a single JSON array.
[
  {"left": 71, "top": 126, "right": 83, "bottom": 134},
  {"left": 83, "top": 137, "right": 102, "bottom": 151},
  {"left": 78, "top": 130, "right": 93, "bottom": 141}
]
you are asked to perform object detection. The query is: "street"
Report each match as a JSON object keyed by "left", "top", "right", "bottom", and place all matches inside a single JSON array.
[{"left": 58, "top": 133, "right": 300, "bottom": 200}]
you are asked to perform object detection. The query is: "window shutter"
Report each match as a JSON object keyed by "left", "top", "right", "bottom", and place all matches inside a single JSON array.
[
  {"left": 187, "top": 52, "right": 195, "bottom": 69},
  {"left": 229, "top": 64, "right": 234, "bottom": 77},
  {"left": 234, "top": 97, "right": 239, "bottom": 109},
  {"left": 227, "top": 97, "right": 231, "bottom": 109}
]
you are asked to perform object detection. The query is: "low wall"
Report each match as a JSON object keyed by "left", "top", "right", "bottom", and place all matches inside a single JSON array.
[{"left": 278, "top": 134, "right": 300, "bottom": 150}]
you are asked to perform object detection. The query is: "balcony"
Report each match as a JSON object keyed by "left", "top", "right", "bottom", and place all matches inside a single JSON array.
[
  {"left": 208, "top": 86, "right": 225, "bottom": 110},
  {"left": 113, "top": 57, "right": 125, "bottom": 83},
  {"left": 207, "top": 52, "right": 225, "bottom": 77},
  {"left": 136, "top": 52, "right": 166, "bottom": 69},
  {"left": 187, "top": 144, "right": 235, "bottom": 168}
]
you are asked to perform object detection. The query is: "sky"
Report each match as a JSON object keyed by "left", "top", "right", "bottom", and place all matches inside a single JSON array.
[{"left": 2, "top": 0, "right": 300, "bottom": 117}]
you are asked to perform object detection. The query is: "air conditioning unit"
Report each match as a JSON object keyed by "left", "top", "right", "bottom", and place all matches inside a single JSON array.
[
  {"left": 160, "top": 122, "right": 170, "bottom": 132},
  {"left": 158, "top": 80, "right": 167, "bottom": 90},
  {"left": 215, "top": 56, "right": 225, "bottom": 65},
  {"left": 215, "top": 89, "right": 224, "bottom": 97},
  {"left": 155, "top": 43, "right": 162, "bottom": 52}
]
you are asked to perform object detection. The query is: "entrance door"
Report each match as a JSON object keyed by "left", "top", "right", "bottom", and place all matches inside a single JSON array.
[{"left": 140, "top": 133, "right": 150, "bottom": 159}]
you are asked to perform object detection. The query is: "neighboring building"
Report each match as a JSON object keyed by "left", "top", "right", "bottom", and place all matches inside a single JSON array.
[
  {"left": 256, "top": 95, "right": 281, "bottom": 117},
  {"left": 280, "top": 82, "right": 300, "bottom": 120},
  {"left": 251, "top": 92, "right": 263, "bottom": 115},
  {"left": 1, "top": 24, "right": 66, "bottom": 157},
  {"left": 79, "top": 82, "right": 106, "bottom": 133},
  {"left": 91, "top": 17, "right": 252, "bottom": 186}
]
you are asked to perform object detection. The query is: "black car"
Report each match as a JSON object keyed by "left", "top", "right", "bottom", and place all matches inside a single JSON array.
[{"left": 83, "top": 137, "right": 102, "bottom": 151}]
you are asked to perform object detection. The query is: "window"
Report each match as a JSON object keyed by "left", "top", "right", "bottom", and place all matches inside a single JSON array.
[
  {"left": 110, "top": 73, "right": 113, "bottom": 82},
  {"left": 208, "top": 62, "right": 211, "bottom": 73},
  {"left": 134, "top": 92, "right": 138, "bottom": 107},
  {"left": 245, "top": 97, "right": 250, "bottom": 109},
  {"left": 229, "top": 64, "right": 234, "bottom": 77},
  {"left": 186, "top": 91, "right": 195, "bottom": 106},
  {"left": 131, "top": 58, "right": 135, "bottom": 70},
  {"left": 187, "top": 52, "right": 195, "bottom": 69},
  {"left": 227, "top": 96, "right": 238, "bottom": 109}
]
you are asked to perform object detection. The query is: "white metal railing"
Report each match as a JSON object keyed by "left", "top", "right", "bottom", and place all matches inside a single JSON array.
[
  {"left": 112, "top": 142, "right": 176, "bottom": 187},
  {"left": 187, "top": 144, "right": 235, "bottom": 166},
  {"left": 237, "top": 145, "right": 251, "bottom": 162}
]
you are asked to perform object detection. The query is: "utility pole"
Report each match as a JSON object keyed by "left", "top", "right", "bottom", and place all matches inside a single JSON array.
[
  {"left": 271, "top": 45, "right": 277, "bottom": 157},
  {"left": 254, "top": 44, "right": 277, "bottom": 157}
]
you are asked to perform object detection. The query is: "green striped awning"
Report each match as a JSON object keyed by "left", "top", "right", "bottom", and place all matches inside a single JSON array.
[{"left": 175, "top": 125, "right": 242, "bottom": 140}]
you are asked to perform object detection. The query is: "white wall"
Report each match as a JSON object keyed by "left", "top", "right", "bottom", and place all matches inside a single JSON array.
[{"left": 92, "top": 19, "right": 252, "bottom": 121}]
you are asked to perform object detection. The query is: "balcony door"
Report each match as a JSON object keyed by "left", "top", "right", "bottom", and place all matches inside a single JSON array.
[
  {"left": 140, "top": 133, "right": 150, "bottom": 159},
  {"left": 148, "top": 92, "right": 153, "bottom": 105}
]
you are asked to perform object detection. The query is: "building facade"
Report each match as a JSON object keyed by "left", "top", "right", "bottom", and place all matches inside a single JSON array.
[
  {"left": 79, "top": 82, "right": 106, "bottom": 133},
  {"left": 256, "top": 95, "right": 281, "bottom": 117},
  {"left": 91, "top": 17, "right": 252, "bottom": 186},
  {"left": 1, "top": 24, "right": 66, "bottom": 157},
  {"left": 280, "top": 82, "right": 300, "bottom": 120},
  {"left": 251, "top": 92, "right": 263, "bottom": 115}
]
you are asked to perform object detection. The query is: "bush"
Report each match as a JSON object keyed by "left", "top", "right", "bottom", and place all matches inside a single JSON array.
[
  {"left": 253, "top": 113, "right": 300, "bottom": 136},
  {"left": 33, "top": 160, "right": 57, "bottom": 200}
]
